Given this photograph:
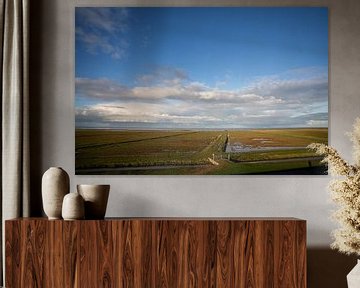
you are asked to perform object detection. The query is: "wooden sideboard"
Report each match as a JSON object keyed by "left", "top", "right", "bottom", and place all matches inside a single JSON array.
[{"left": 5, "top": 218, "right": 306, "bottom": 287}]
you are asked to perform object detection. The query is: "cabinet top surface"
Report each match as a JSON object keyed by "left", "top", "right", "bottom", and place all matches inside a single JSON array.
[{"left": 6, "top": 217, "right": 305, "bottom": 222}]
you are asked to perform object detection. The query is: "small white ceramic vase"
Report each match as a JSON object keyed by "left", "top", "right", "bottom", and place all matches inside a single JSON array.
[
  {"left": 77, "top": 184, "right": 110, "bottom": 219},
  {"left": 62, "top": 192, "right": 85, "bottom": 220},
  {"left": 42, "top": 167, "right": 70, "bottom": 219},
  {"left": 347, "top": 259, "right": 360, "bottom": 288}
]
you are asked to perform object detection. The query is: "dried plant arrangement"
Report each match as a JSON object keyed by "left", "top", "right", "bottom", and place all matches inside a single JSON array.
[{"left": 308, "top": 118, "right": 360, "bottom": 255}]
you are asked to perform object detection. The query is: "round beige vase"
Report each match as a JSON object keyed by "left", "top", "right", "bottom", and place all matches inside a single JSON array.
[
  {"left": 62, "top": 192, "right": 85, "bottom": 220},
  {"left": 77, "top": 184, "right": 110, "bottom": 219},
  {"left": 42, "top": 167, "right": 70, "bottom": 219}
]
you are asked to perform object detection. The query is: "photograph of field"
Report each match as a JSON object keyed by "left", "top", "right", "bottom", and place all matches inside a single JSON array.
[
  {"left": 75, "top": 7, "right": 328, "bottom": 175},
  {"left": 76, "top": 127, "right": 327, "bottom": 174}
]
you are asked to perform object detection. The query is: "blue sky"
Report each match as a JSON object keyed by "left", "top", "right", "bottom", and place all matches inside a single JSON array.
[{"left": 75, "top": 7, "right": 328, "bottom": 129}]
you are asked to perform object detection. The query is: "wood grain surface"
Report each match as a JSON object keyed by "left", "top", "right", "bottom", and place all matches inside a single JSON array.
[{"left": 5, "top": 218, "right": 306, "bottom": 287}]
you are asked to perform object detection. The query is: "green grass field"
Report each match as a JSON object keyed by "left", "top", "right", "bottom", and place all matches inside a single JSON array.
[
  {"left": 75, "top": 128, "right": 328, "bottom": 175},
  {"left": 227, "top": 128, "right": 327, "bottom": 147}
]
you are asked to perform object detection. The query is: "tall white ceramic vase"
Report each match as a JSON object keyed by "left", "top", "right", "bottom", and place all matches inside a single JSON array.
[
  {"left": 347, "top": 260, "right": 360, "bottom": 288},
  {"left": 42, "top": 167, "right": 70, "bottom": 219}
]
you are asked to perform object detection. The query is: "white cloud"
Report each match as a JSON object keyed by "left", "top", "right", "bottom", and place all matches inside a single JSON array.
[
  {"left": 76, "top": 78, "right": 131, "bottom": 100},
  {"left": 76, "top": 102, "right": 220, "bottom": 128},
  {"left": 245, "top": 73, "right": 328, "bottom": 104},
  {"left": 132, "top": 86, "right": 182, "bottom": 99},
  {"left": 307, "top": 120, "right": 328, "bottom": 127},
  {"left": 75, "top": 67, "right": 328, "bottom": 129},
  {"left": 135, "top": 66, "right": 188, "bottom": 86},
  {"left": 76, "top": 77, "right": 285, "bottom": 105},
  {"left": 76, "top": 8, "right": 128, "bottom": 33},
  {"left": 76, "top": 8, "right": 129, "bottom": 59}
]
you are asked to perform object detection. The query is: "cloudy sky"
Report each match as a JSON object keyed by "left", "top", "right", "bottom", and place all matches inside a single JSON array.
[{"left": 75, "top": 7, "right": 328, "bottom": 129}]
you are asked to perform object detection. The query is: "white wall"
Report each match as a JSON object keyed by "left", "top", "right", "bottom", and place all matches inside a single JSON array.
[{"left": 32, "top": 0, "right": 360, "bottom": 248}]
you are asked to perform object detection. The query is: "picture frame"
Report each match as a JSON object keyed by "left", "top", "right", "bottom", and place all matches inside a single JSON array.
[{"left": 75, "top": 6, "right": 328, "bottom": 175}]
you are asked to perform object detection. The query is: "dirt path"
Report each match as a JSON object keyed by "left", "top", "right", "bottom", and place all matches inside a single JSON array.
[
  {"left": 237, "top": 156, "right": 323, "bottom": 164},
  {"left": 76, "top": 164, "right": 207, "bottom": 174}
]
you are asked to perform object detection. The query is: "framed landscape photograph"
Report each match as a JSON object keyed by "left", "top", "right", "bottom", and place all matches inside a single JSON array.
[{"left": 75, "top": 7, "right": 328, "bottom": 175}]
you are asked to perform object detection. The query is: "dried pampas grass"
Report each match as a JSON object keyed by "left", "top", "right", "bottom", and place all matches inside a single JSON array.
[{"left": 308, "top": 118, "right": 360, "bottom": 256}]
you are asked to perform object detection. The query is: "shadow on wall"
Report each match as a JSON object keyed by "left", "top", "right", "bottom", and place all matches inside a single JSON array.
[
  {"left": 108, "top": 193, "right": 183, "bottom": 217},
  {"left": 308, "top": 248, "right": 357, "bottom": 288},
  {"left": 29, "top": 0, "right": 47, "bottom": 216}
]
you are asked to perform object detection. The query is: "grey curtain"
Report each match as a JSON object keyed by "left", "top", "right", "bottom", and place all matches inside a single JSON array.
[{"left": 0, "top": 0, "right": 30, "bottom": 284}]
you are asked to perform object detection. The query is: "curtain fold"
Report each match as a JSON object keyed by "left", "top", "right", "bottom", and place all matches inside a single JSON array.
[{"left": 0, "top": 0, "right": 30, "bottom": 284}]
